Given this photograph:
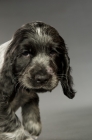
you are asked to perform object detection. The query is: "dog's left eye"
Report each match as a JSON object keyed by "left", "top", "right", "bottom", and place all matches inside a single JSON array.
[{"left": 49, "top": 49, "right": 56, "bottom": 56}]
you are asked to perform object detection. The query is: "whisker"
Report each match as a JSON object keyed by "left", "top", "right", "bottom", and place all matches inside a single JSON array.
[{"left": 56, "top": 74, "right": 70, "bottom": 79}]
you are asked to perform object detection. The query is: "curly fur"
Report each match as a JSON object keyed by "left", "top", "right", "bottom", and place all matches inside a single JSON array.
[{"left": 0, "top": 22, "right": 76, "bottom": 140}]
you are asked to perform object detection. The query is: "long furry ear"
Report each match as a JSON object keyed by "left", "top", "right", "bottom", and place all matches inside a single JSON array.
[
  {"left": 0, "top": 41, "right": 16, "bottom": 102},
  {"left": 60, "top": 53, "right": 76, "bottom": 99}
]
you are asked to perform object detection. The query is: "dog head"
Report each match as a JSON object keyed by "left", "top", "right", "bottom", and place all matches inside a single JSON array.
[{"left": 2, "top": 22, "right": 75, "bottom": 99}]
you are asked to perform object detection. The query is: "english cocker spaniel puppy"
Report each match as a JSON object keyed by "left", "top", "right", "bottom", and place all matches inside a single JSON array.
[{"left": 0, "top": 22, "right": 75, "bottom": 140}]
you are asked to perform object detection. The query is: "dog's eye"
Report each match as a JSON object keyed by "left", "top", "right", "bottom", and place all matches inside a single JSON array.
[
  {"left": 22, "top": 51, "right": 31, "bottom": 57},
  {"left": 49, "top": 49, "right": 56, "bottom": 56}
]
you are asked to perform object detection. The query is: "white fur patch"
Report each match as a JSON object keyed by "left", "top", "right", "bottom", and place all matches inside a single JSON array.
[
  {"left": 36, "top": 28, "right": 42, "bottom": 36},
  {"left": 32, "top": 53, "right": 49, "bottom": 66},
  {"left": 0, "top": 40, "right": 11, "bottom": 71},
  {"left": 35, "top": 27, "right": 51, "bottom": 43},
  {"left": 24, "top": 120, "right": 41, "bottom": 137},
  {"left": 1, "top": 125, "right": 34, "bottom": 140}
]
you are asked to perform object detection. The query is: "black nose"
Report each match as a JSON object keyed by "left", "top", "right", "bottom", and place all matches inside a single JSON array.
[{"left": 35, "top": 74, "right": 49, "bottom": 84}]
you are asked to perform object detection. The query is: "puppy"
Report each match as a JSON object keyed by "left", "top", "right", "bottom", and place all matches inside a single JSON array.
[{"left": 0, "top": 22, "right": 75, "bottom": 140}]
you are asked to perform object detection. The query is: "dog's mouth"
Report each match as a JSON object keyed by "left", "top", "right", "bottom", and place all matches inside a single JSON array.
[
  {"left": 21, "top": 75, "right": 59, "bottom": 93},
  {"left": 31, "top": 88, "right": 49, "bottom": 93}
]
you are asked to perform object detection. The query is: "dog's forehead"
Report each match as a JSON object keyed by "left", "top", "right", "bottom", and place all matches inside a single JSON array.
[
  {"left": 32, "top": 53, "right": 49, "bottom": 66},
  {"left": 21, "top": 28, "right": 53, "bottom": 49},
  {"left": 19, "top": 24, "right": 60, "bottom": 52},
  {"left": 36, "top": 28, "right": 42, "bottom": 36},
  {"left": 34, "top": 27, "right": 52, "bottom": 43}
]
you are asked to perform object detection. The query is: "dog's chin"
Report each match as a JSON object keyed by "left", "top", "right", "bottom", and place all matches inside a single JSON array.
[
  {"left": 31, "top": 88, "right": 49, "bottom": 93},
  {"left": 25, "top": 87, "right": 51, "bottom": 93},
  {"left": 22, "top": 81, "right": 58, "bottom": 93}
]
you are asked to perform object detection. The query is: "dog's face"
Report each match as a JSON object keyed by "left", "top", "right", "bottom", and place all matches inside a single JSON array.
[
  {"left": 14, "top": 25, "right": 62, "bottom": 92},
  {"left": 15, "top": 42, "right": 59, "bottom": 92},
  {"left": 5, "top": 22, "right": 75, "bottom": 98}
]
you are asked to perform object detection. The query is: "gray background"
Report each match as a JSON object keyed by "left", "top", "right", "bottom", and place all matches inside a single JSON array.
[{"left": 0, "top": 0, "right": 92, "bottom": 140}]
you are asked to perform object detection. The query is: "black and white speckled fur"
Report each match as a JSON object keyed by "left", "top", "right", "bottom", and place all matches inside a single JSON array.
[{"left": 0, "top": 22, "right": 75, "bottom": 140}]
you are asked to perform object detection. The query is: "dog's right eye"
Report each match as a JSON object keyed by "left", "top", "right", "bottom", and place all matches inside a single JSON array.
[{"left": 22, "top": 51, "right": 31, "bottom": 57}]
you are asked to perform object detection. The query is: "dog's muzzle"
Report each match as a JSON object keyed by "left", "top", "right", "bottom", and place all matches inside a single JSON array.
[
  {"left": 31, "top": 69, "right": 52, "bottom": 87},
  {"left": 34, "top": 73, "right": 51, "bottom": 85}
]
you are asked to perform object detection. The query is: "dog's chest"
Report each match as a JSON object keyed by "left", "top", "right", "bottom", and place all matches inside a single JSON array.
[{"left": 0, "top": 40, "right": 11, "bottom": 71}]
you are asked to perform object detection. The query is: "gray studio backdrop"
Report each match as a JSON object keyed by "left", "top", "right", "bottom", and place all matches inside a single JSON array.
[{"left": 0, "top": 1, "right": 92, "bottom": 140}]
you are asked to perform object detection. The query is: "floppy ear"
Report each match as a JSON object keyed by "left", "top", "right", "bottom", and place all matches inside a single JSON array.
[
  {"left": 60, "top": 52, "right": 76, "bottom": 99},
  {"left": 0, "top": 41, "right": 17, "bottom": 102}
]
